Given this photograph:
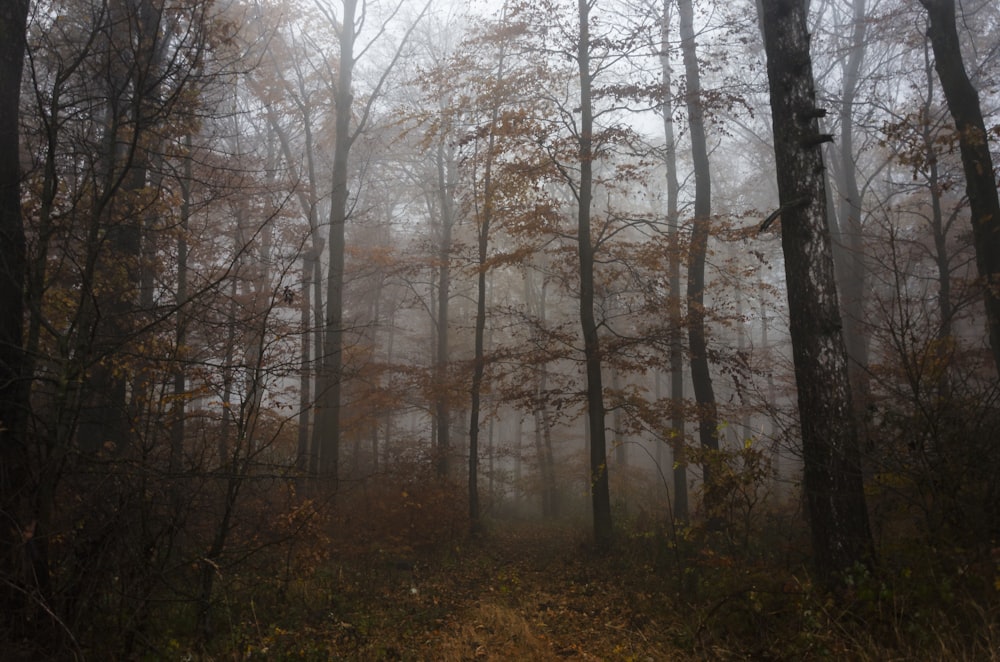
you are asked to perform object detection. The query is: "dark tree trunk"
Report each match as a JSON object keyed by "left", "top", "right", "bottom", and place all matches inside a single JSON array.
[
  {"left": 660, "top": 0, "right": 688, "bottom": 523},
  {"left": 918, "top": 42, "right": 954, "bottom": 344},
  {"left": 919, "top": 0, "right": 1000, "bottom": 377},
  {"left": 469, "top": 86, "right": 505, "bottom": 532},
  {"left": 759, "top": 0, "right": 874, "bottom": 582},
  {"left": 577, "top": 0, "right": 613, "bottom": 551},
  {"left": 315, "top": 0, "right": 360, "bottom": 488},
  {"left": 468, "top": 224, "right": 486, "bottom": 532},
  {"left": 678, "top": 0, "right": 720, "bottom": 510},
  {"left": 0, "top": 0, "right": 29, "bottom": 624}
]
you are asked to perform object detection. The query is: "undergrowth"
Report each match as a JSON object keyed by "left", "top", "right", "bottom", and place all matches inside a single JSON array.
[{"left": 145, "top": 480, "right": 1000, "bottom": 662}]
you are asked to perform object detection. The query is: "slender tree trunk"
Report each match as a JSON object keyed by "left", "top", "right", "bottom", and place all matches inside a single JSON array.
[
  {"left": 577, "top": 0, "right": 613, "bottom": 551},
  {"left": 468, "top": 153, "right": 492, "bottom": 532},
  {"left": 919, "top": 45, "right": 953, "bottom": 343},
  {"left": 759, "top": 0, "right": 874, "bottom": 582},
  {"left": 468, "top": 222, "right": 487, "bottom": 532},
  {"left": 315, "top": 0, "right": 360, "bottom": 487},
  {"left": 832, "top": 0, "right": 870, "bottom": 404},
  {"left": 525, "top": 268, "right": 557, "bottom": 517},
  {"left": 611, "top": 367, "right": 626, "bottom": 467},
  {"left": 678, "top": 0, "right": 720, "bottom": 511},
  {"left": 920, "top": 0, "right": 1000, "bottom": 377},
  {"left": 265, "top": 99, "right": 321, "bottom": 475},
  {"left": 660, "top": 0, "right": 688, "bottom": 523},
  {"left": 170, "top": 136, "right": 193, "bottom": 478},
  {"left": 434, "top": 143, "right": 455, "bottom": 479}
]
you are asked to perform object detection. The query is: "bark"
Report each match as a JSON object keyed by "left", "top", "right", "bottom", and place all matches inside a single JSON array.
[
  {"left": 577, "top": 0, "right": 613, "bottom": 551},
  {"left": 920, "top": 0, "right": 1000, "bottom": 376},
  {"left": 660, "top": 0, "right": 688, "bottom": 523},
  {"left": 759, "top": 0, "right": 874, "bottom": 581},
  {"left": 678, "top": 0, "right": 720, "bottom": 507},
  {"left": 0, "top": 0, "right": 29, "bottom": 624}
]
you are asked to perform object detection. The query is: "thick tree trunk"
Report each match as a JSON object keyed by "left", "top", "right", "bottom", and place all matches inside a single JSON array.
[
  {"left": 759, "top": 0, "right": 874, "bottom": 582},
  {"left": 920, "top": 0, "right": 1000, "bottom": 376},
  {"left": 577, "top": 0, "right": 613, "bottom": 551},
  {"left": 0, "top": 0, "right": 30, "bottom": 625}
]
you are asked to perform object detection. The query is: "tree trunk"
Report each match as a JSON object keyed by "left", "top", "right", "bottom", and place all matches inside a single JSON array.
[
  {"left": 832, "top": 0, "right": 870, "bottom": 404},
  {"left": 171, "top": 135, "right": 192, "bottom": 481},
  {"left": 915, "top": 38, "right": 957, "bottom": 395},
  {"left": 660, "top": 0, "right": 688, "bottom": 523},
  {"left": 434, "top": 142, "right": 456, "bottom": 479},
  {"left": 678, "top": 0, "right": 720, "bottom": 510},
  {"left": 0, "top": 0, "right": 30, "bottom": 625},
  {"left": 315, "top": 0, "right": 360, "bottom": 488},
  {"left": 577, "top": 0, "right": 613, "bottom": 551},
  {"left": 920, "top": 0, "right": 1000, "bottom": 377},
  {"left": 527, "top": 269, "right": 558, "bottom": 518},
  {"left": 759, "top": 0, "right": 874, "bottom": 582}
]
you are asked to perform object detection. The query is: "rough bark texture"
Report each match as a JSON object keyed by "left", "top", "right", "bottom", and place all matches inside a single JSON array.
[
  {"left": 759, "top": 0, "right": 874, "bottom": 581},
  {"left": 577, "top": 0, "right": 613, "bottom": 551},
  {"left": 920, "top": 0, "right": 1000, "bottom": 377}
]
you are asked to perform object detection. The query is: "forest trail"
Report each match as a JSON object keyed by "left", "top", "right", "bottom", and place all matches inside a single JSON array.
[{"left": 253, "top": 522, "right": 690, "bottom": 661}]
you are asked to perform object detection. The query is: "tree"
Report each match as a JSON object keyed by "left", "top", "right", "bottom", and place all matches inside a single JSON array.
[
  {"left": 758, "top": 0, "right": 874, "bottom": 581},
  {"left": 0, "top": 0, "right": 30, "bottom": 626},
  {"left": 659, "top": 0, "right": 689, "bottom": 525},
  {"left": 919, "top": 0, "right": 1000, "bottom": 377},
  {"left": 576, "top": 0, "right": 614, "bottom": 551},
  {"left": 312, "top": 0, "right": 429, "bottom": 486},
  {"left": 677, "top": 0, "right": 721, "bottom": 514},
  {"left": 465, "top": 27, "right": 511, "bottom": 533},
  {"left": 827, "top": 0, "right": 872, "bottom": 402}
]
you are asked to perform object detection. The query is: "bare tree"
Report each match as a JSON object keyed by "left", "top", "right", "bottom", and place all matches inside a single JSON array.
[
  {"left": 919, "top": 0, "right": 1000, "bottom": 377},
  {"left": 659, "top": 0, "right": 688, "bottom": 525},
  {"left": 576, "top": 0, "right": 614, "bottom": 551},
  {"left": 312, "top": 0, "right": 429, "bottom": 486},
  {"left": 677, "top": 0, "right": 720, "bottom": 514}
]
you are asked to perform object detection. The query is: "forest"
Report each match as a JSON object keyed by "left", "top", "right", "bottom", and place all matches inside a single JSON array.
[{"left": 1, "top": 0, "right": 999, "bottom": 659}]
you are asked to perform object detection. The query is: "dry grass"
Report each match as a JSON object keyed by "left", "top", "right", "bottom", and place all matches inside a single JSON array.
[{"left": 433, "top": 603, "right": 560, "bottom": 662}]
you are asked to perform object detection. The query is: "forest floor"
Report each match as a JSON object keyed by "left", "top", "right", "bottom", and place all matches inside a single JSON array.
[
  {"left": 226, "top": 516, "right": 956, "bottom": 662},
  {"left": 240, "top": 521, "right": 699, "bottom": 661}
]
